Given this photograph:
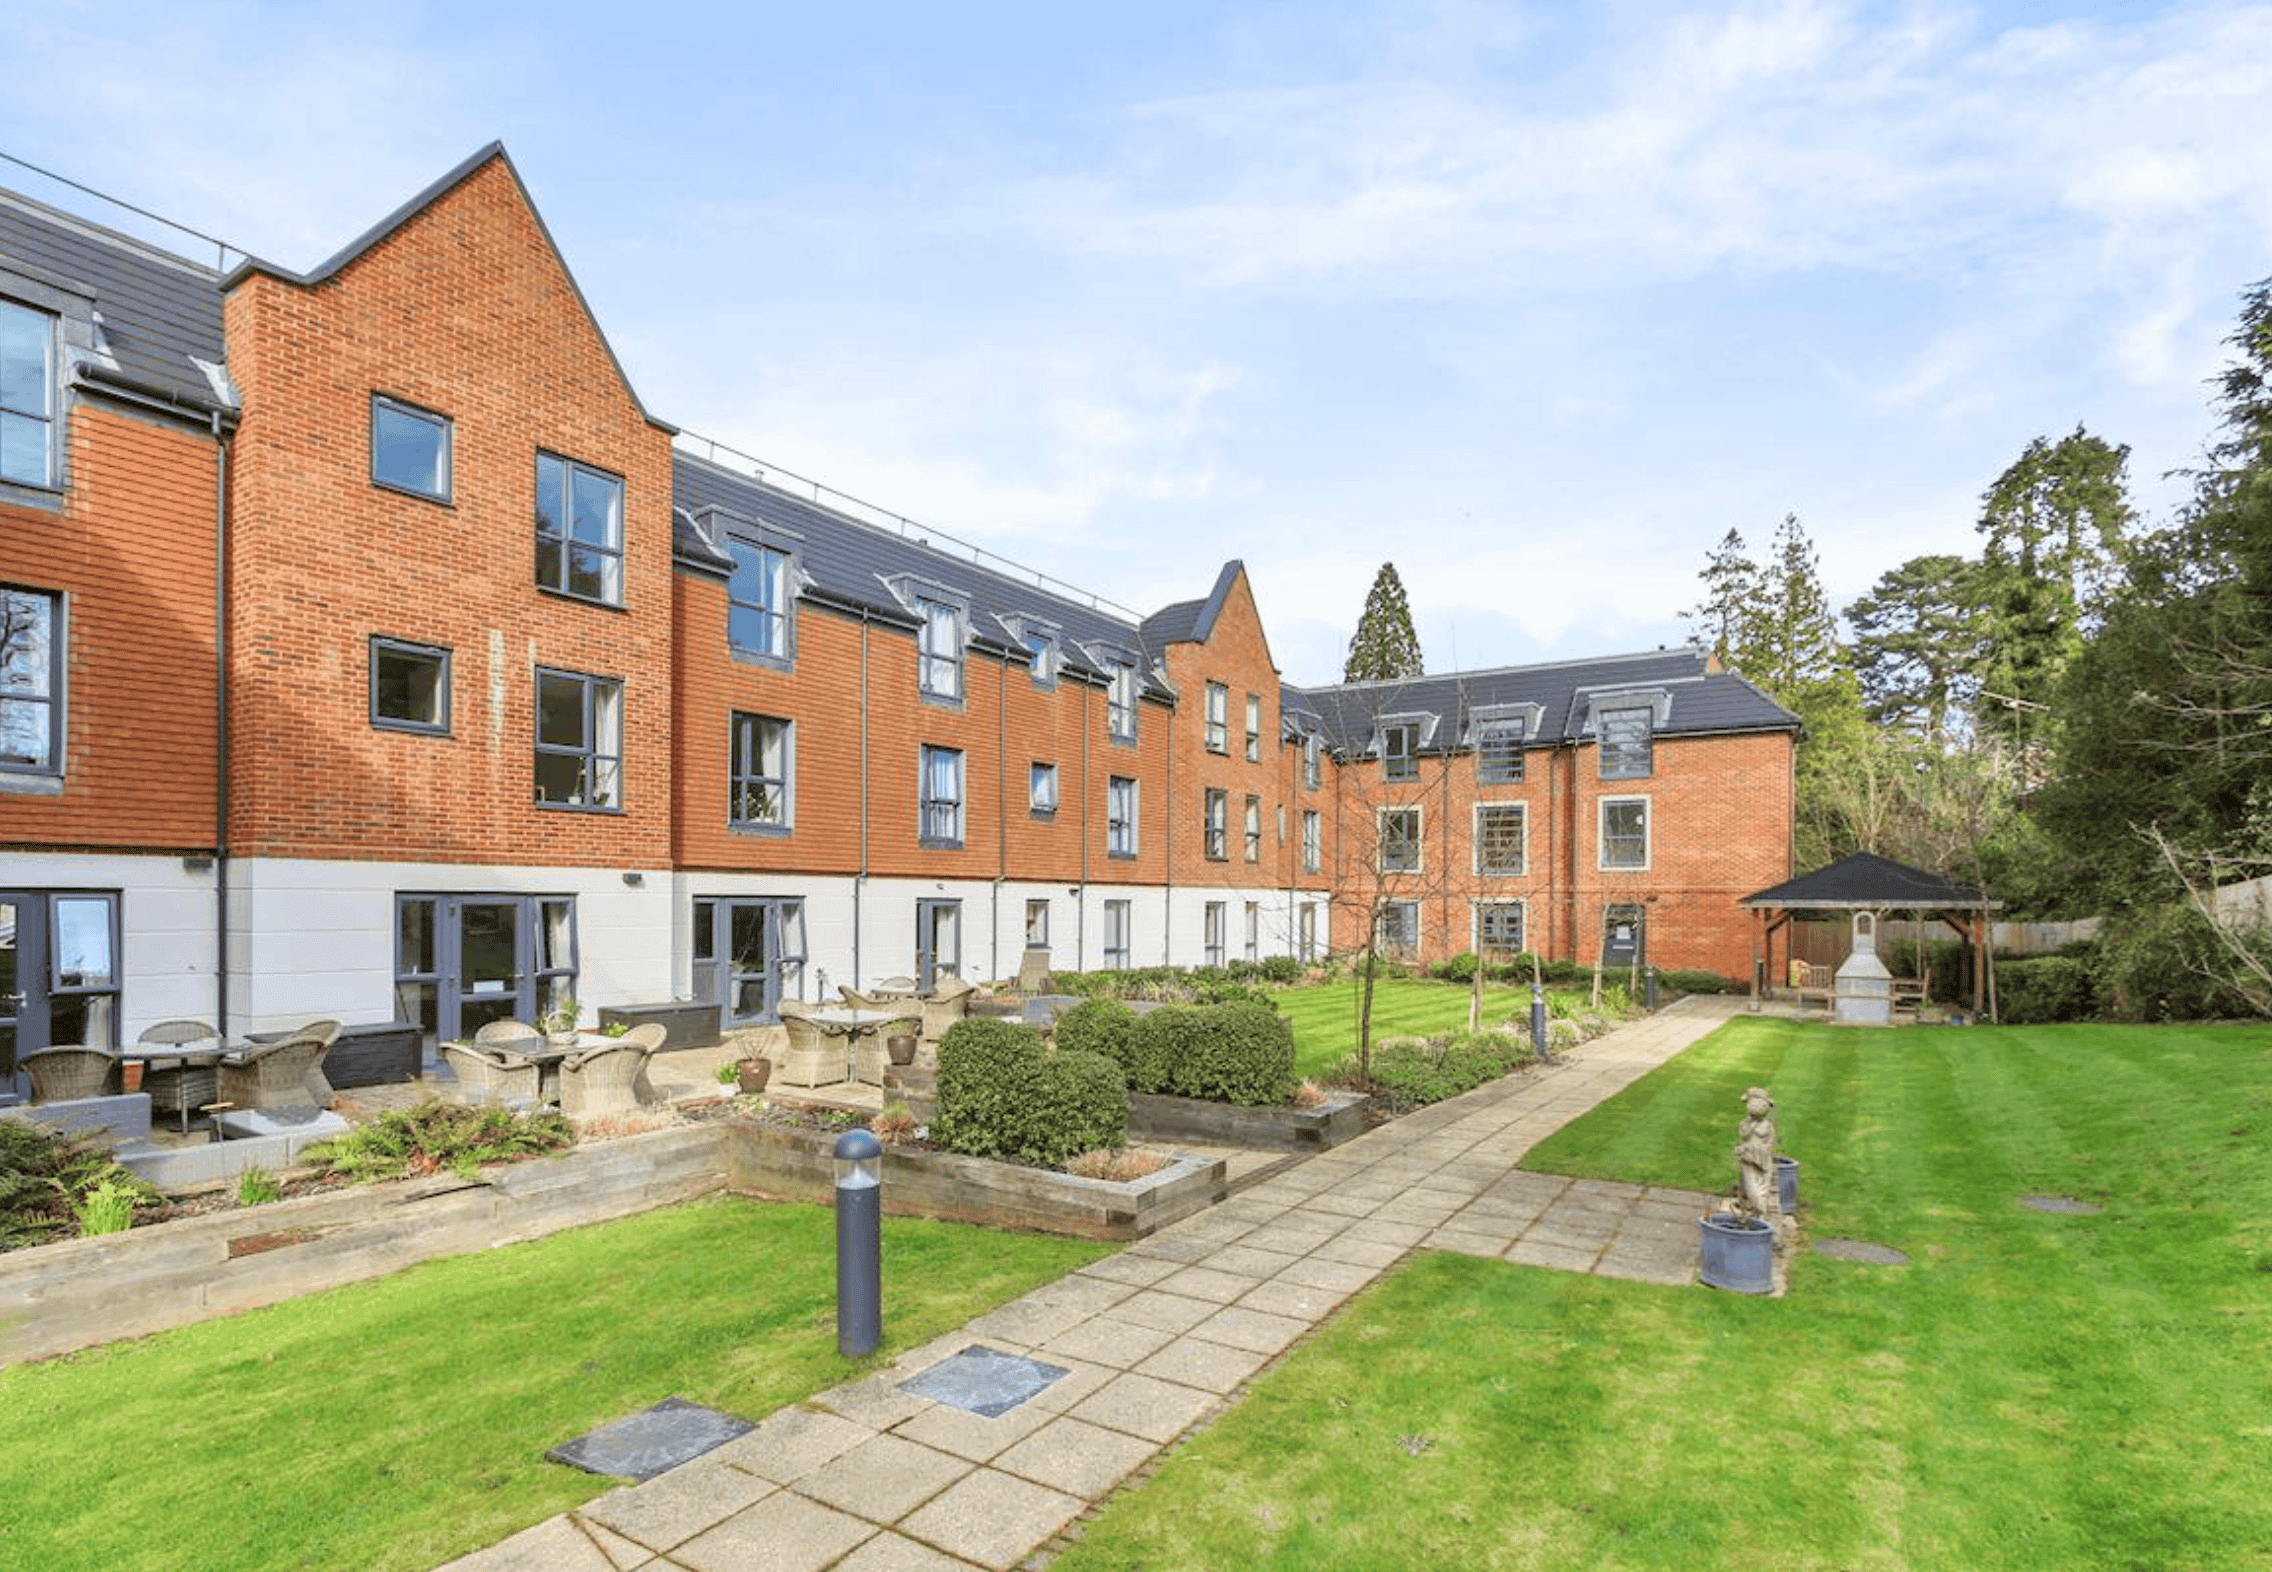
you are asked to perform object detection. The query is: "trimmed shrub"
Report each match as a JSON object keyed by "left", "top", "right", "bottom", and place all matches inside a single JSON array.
[
  {"left": 1053, "top": 997, "right": 1138, "bottom": 1066},
  {"left": 1192, "top": 974, "right": 1279, "bottom": 1009},
  {"left": 1354, "top": 1030, "right": 1529, "bottom": 1110},
  {"left": 1127, "top": 1005, "right": 1205, "bottom": 1096},
  {"left": 1995, "top": 955, "right": 2099, "bottom": 1024},
  {"left": 1182, "top": 1001, "right": 1297, "bottom": 1105},
  {"left": 1431, "top": 951, "right": 1480, "bottom": 984},
  {"left": 1660, "top": 968, "right": 1735, "bottom": 995},
  {"left": 931, "top": 1017, "right": 1129, "bottom": 1166},
  {"left": 1259, "top": 955, "right": 1303, "bottom": 984}
]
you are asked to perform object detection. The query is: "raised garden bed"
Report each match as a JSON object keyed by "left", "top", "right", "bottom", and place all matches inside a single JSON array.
[
  {"left": 722, "top": 1118, "right": 1225, "bottom": 1240},
  {"left": 1126, "top": 1089, "right": 1367, "bottom": 1151}
]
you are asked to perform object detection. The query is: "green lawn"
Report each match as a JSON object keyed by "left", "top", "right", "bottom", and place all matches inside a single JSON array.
[
  {"left": 0, "top": 1195, "right": 1110, "bottom": 1572},
  {"left": 1054, "top": 1019, "right": 2272, "bottom": 1571},
  {"left": 1277, "top": 977, "right": 1581, "bottom": 1080}
]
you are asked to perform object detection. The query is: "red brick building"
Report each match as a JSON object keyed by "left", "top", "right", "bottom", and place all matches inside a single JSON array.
[{"left": 1, "top": 144, "right": 1796, "bottom": 1083}]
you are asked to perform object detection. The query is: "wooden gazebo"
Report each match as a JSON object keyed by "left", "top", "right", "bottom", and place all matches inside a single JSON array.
[{"left": 1741, "top": 851, "right": 1998, "bottom": 1014}]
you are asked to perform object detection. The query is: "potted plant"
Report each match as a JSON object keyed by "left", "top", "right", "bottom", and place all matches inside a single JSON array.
[
  {"left": 886, "top": 1032, "right": 919, "bottom": 1067},
  {"left": 543, "top": 996, "right": 581, "bottom": 1047},
  {"left": 733, "top": 1055, "right": 772, "bottom": 1094}
]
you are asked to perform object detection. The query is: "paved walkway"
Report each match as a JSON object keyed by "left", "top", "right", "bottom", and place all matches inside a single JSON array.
[{"left": 437, "top": 996, "right": 1745, "bottom": 1572}]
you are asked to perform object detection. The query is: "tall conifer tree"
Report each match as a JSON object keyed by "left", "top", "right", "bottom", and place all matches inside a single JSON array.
[{"left": 1343, "top": 563, "right": 1425, "bottom": 682}]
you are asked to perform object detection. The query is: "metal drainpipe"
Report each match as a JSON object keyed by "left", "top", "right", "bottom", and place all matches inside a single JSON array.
[
  {"left": 854, "top": 610, "right": 869, "bottom": 988},
  {"left": 211, "top": 408, "right": 230, "bottom": 1038},
  {"left": 1161, "top": 694, "right": 1173, "bottom": 964},
  {"left": 995, "top": 646, "right": 1008, "bottom": 981},
  {"left": 1077, "top": 678, "right": 1090, "bottom": 972}
]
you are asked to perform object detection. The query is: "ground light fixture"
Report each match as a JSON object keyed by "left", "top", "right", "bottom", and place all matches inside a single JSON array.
[{"left": 834, "top": 1127, "right": 884, "bottom": 1356}]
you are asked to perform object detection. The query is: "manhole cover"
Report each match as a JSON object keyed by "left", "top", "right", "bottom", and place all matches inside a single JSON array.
[
  {"left": 1814, "top": 1237, "right": 1908, "bottom": 1265},
  {"left": 898, "top": 1345, "right": 1070, "bottom": 1418},
  {"left": 2019, "top": 1196, "right": 2102, "bottom": 1215},
  {"left": 547, "top": 1397, "right": 755, "bottom": 1481}
]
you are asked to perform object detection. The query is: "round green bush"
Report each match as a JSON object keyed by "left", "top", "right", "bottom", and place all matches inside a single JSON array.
[
  {"left": 1995, "top": 954, "right": 2099, "bottom": 1023},
  {"left": 1053, "top": 997, "right": 1138, "bottom": 1066},
  {"left": 931, "top": 1016, "right": 1130, "bottom": 1166}
]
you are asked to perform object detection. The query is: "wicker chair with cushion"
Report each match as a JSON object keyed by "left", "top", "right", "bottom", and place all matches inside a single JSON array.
[
  {"left": 21, "top": 1047, "right": 120, "bottom": 1103},
  {"left": 441, "top": 1041, "right": 541, "bottom": 1108},
  {"left": 919, "top": 974, "right": 978, "bottom": 1048},
  {"left": 216, "top": 1022, "right": 339, "bottom": 1111},
  {"left": 136, "top": 1021, "right": 222, "bottom": 1132},
  {"left": 558, "top": 1041, "right": 651, "bottom": 1119}
]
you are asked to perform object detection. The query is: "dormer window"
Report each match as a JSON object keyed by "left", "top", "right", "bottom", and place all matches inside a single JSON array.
[
  {"left": 1025, "top": 631, "right": 1057, "bottom": 684},
  {"left": 728, "top": 537, "right": 793, "bottom": 663},
  {"left": 1107, "top": 659, "right": 1138, "bottom": 743},
  {"left": 1600, "top": 705, "right": 1653, "bottom": 779},
  {"left": 1382, "top": 722, "right": 1419, "bottom": 781},
  {"left": 918, "top": 597, "right": 964, "bottom": 701}
]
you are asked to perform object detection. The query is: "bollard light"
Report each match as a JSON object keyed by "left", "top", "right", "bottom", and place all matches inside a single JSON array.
[
  {"left": 1646, "top": 964, "right": 1659, "bottom": 1011},
  {"left": 1530, "top": 981, "right": 1548, "bottom": 1064},
  {"left": 833, "top": 1128, "right": 883, "bottom": 1357}
]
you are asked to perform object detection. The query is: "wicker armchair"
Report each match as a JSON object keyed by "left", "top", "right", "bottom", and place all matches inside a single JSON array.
[
  {"left": 441, "top": 1041, "right": 541, "bottom": 1108},
  {"left": 920, "top": 974, "right": 978, "bottom": 1047},
  {"left": 474, "top": 1019, "right": 545, "bottom": 1051},
  {"left": 21, "top": 1047, "right": 120, "bottom": 1103},
  {"left": 619, "top": 1022, "right": 668, "bottom": 1103},
  {"left": 137, "top": 1021, "right": 222, "bottom": 1133},
  {"left": 216, "top": 1022, "right": 339, "bottom": 1111},
  {"left": 558, "top": 1040, "right": 650, "bottom": 1118},
  {"left": 773, "top": 1009, "right": 847, "bottom": 1087}
]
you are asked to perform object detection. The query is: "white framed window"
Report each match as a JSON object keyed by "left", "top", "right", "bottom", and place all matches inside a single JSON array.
[
  {"left": 1476, "top": 803, "right": 1526, "bottom": 876},
  {"left": 371, "top": 395, "right": 451, "bottom": 502},
  {"left": 1104, "top": 899, "right": 1132, "bottom": 970},
  {"left": 1107, "top": 660, "right": 1138, "bottom": 742},
  {"left": 2, "top": 585, "right": 64, "bottom": 775},
  {"left": 1245, "top": 694, "right": 1261, "bottom": 762},
  {"left": 1375, "top": 900, "right": 1420, "bottom": 957},
  {"left": 1205, "top": 682, "right": 1229, "bottom": 753},
  {"left": 1476, "top": 900, "right": 1525, "bottom": 956},
  {"left": 1025, "top": 630, "right": 1057, "bottom": 685},
  {"left": 727, "top": 536, "right": 794, "bottom": 663},
  {"left": 534, "top": 668, "right": 622, "bottom": 810},
  {"left": 1108, "top": 775, "right": 1138, "bottom": 857},
  {"left": 1379, "top": 806, "right": 1421, "bottom": 874},
  {"left": 370, "top": 636, "right": 450, "bottom": 736},
  {"left": 1599, "top": 705, "right": 1654, "bottom": 779},
  {"left": 920, "top": 745, "right": 965, "bottom": 847},
  {"left": 1031, "top": 761, "right": 1060, "bottom": 816},
  {"left": 918, "top": 597, "right": 964, "bottom": 701},
  {"left": 1243, "top": 902, "right": 1260, "bottom": 962},
  {"left": 730, "top": 713, "right": 792, "bottom": 829},
  {"left": 535, "top": 452, "right": 624, "bottom": 606},
  {"left": 1204, "top": 901, "right": 1226, "bottom": 967},
  {"left": 1204, "top": 788, "right": 1228, "bottom": 860},
  {"left": 1, "top": 300, "right": 56, "bottom": 490},
  {"left": 1244, "top": 794, "right": 1262, "bottom": 862},
  {"left": 1302, "top": 810, "right": 1321, "bottom": 875},
  {"left": 1600, "top": 795, "right": 1650, "bottom": 870}
]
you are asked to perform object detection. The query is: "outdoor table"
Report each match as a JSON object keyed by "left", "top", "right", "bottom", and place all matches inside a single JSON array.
[
  {"left": 125, "top": 1045, "right": 225, "bottom": 1133},
  {"left": 803, "top": 1007, "right": 920, "bottom": 1085},
  {"left": 513, "top": 1033, "right": 617, "bottom": 1103}
]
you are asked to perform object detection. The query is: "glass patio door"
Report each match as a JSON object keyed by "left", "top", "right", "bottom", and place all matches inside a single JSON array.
[
  {"left": 915, "top": 899, "right": 961, "bottom": 992},
  {"left": 396, "top": 894, "right": 577, "bottom": 1049},
  {"left": 0, "top": 892, "right": 120, "bottom": 1094},
  {"left": 693, "top": 898, "right": 807, "bottom": 1026},
  {"left": 455, "top": 899, "right": 527, "bottom": 1039},
  {"left": 1, "top": 895, "right": 40, "bottom": 1088}
]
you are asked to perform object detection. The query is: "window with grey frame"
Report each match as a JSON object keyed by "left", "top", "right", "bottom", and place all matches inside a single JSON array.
[
  {"left": 1, "top": 300, "right": 56, "bottom": 490},
  {"left": 1375, "top": 900, "right": 1420, "bottom": 957},
  {"left": 1024, "top": 630, "right": 1056, "bottom": 685},
  {"left": 1103, "top": 899, "right": 1132, "bottom": 970},
  {"left": 1304, "top": 734, "right": 1322, "bottom": 789},
  {"left": 920, "top": 745, "right": 964, "bottom": 847},
  {"left": 1379, "top": 806, "right": 1421, "bottom": 873},
  {"left": 1601, "top": 797, "right": 1649, "bottom": 869},
  {"left": 1477, "top": 900, "right": 1524, "bottom": 956},
  {"left": 729, "top": 712, "right": 791, "bottom": 829},
  {"left": 1599, "top": 705, "right": 1654, "bottom": 779},
  {"left": 1203, "top": 901, "right": 1226, "bottom": 966},
  {"left": 1203, "top": 787, "right": 1228, "bottom": 860},
  {"left": 1476, "top": 803, "right": 1525, "bottom": 876},
  {"left": 727, "top": 536, "right": 793, "bottom": 663},
  {"left": 693, "top": 896, "right": 805, "bottom": 1025},
  {"left": 1245, "top": 694, "right": 1261, "bottom": 761},
  {"left": 918, "top": 598, "right": 963, "bottom": 700},
  {"left": 1475, "top": 717, "right": 1525, "bottom": 783},
  {"left": 1107, "top": 661, "right": 1137, "bottom": 742},
  {"left": 370, "top": 394, "right": 451, "bottom": 502},
  {"left": 1, "top": 585, "right": 62, "bottom": 774},
  {"left": 1024, "top": 899, "right": 1049, "bottom": 948},
  {"left": 535, "top": 452, "right": 624, "bottom": 605},
  {"left": 1243, "top": 794, "right": 1261, "bottom": 862},
  {"left": 1204, "top": 682, "right": 1229, "bottom": 752},
  {"left": 1108, "top": 775, "right": 1138, "bottom": 857},
  {"left": 370, "top": 636, "right": 450, "bottom": 736},
  {"left": 534, "top": 668, "right": 622, "bottom": 809},
  {"left": 1031, "top": 761, "right": 1059, "bottom": 817},
  {"left": 1382, "top": 721, "right": 1419, "bottom": 781}
]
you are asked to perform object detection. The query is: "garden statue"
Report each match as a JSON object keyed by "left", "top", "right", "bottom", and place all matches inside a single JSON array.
[{"left": 1734, "top": 1085, "right": 1787, "bottom": 1247}]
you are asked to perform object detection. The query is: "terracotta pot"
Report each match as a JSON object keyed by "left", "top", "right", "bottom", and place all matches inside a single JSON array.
[
  {"left": 737, "top": 1057, "right": 773, "bottom": 1094},
  {"left": 886, "top": 1035, "right": 918, "bottom": 1067},
  {"left": 119, "top": 1060, "right": 144, "bottom": 1094}
]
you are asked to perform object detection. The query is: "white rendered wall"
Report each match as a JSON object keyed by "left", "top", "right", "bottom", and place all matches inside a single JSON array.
[{"left": 3, "top": 850, "right": 220, "bottom": 1043}]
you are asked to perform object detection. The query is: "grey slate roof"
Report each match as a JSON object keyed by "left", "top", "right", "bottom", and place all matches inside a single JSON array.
[
  {"left": 673, "top": 451, "right": 1174, "bottom": 696},
  {"left": 1742, "top": 851, "right": 1989, "bottom": 910},
  {"left": 1139, "top": 561, "right": 1244, "bottom": 650},
  {"left": 0, "top": 189, "right": 231, "bottom": 416},
  {"left": 1287, "top": 648, "right": 1799, "bottom": 755}
]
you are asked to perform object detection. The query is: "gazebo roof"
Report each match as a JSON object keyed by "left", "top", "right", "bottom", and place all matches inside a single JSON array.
[{"left": 1741, "top": 851, "right": 1992, "bottom": 911}]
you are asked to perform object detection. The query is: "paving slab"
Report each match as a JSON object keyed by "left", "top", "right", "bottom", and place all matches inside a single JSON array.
[
  {"left": 578, "top": 1455, "right": 776, "bottom": 1551},
  {"left": 897, "top": 1468, "right": 1086, "bottom": 1570},
  {"left": 1068, "top": 1370, "right": 1223, "bottom": 1442},
  {"left": 992, "top": 1415, "right": 1160, "bottom": 1498},
  {"left": 673, "top": 1490, "right": 876, "bottom": 1572},
  {"left": 794, "top": 1432, "right": 972, "bottom": 1523}
]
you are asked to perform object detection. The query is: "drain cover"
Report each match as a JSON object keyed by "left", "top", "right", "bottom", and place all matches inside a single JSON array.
[
  {"left": 1814, "top": 1237, "right": 1909, "bottom": 1265},
  {"left": 2019, "top": 1196, "right": 2102, "bottom": 1215},
  {"left": 898, "top": 1345, "right": 1070, "bottom": 1418},
  {"left": 547, "top": 1397, "right": 755, "bottom": 1481}
]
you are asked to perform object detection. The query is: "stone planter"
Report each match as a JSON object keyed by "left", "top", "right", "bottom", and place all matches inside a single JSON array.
[
  {"left": 1698, "top": 1213, "right": 1776, "bottom": 1294},
  {"left": 723, "top": 1121, "right": 1225, "bottom": 1241},
  {"left": 886, "top": 1034, "right": 918, "bottom": 1067},
  {"left": 1125, "top": 1089, "right": 1367, "bottom": 1152},
  {"left": 1776, "top": 1155, "right": 1799, "bottom": 1214}
]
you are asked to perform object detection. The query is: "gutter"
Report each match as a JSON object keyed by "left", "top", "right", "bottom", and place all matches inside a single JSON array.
[{"left": 210, "top": 408, "right": 231, "bottom": 1037}]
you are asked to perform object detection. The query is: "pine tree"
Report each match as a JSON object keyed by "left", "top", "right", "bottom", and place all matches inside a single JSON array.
[
  {"left": 1343, "top": 563, "right": 1424, "bottom": 682},
  {"left": 1678, "top": 527, "right": 1761, "bottom": 664}
]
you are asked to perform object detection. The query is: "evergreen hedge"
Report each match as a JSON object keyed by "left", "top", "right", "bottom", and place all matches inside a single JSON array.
[{"left": 931, "top": 1016, "right": 1128, "bottom": 1166}]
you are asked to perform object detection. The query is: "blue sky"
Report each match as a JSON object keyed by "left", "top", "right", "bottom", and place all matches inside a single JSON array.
[{"left": 5, "top": 0, "right": 2269, "bottom": 686}]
